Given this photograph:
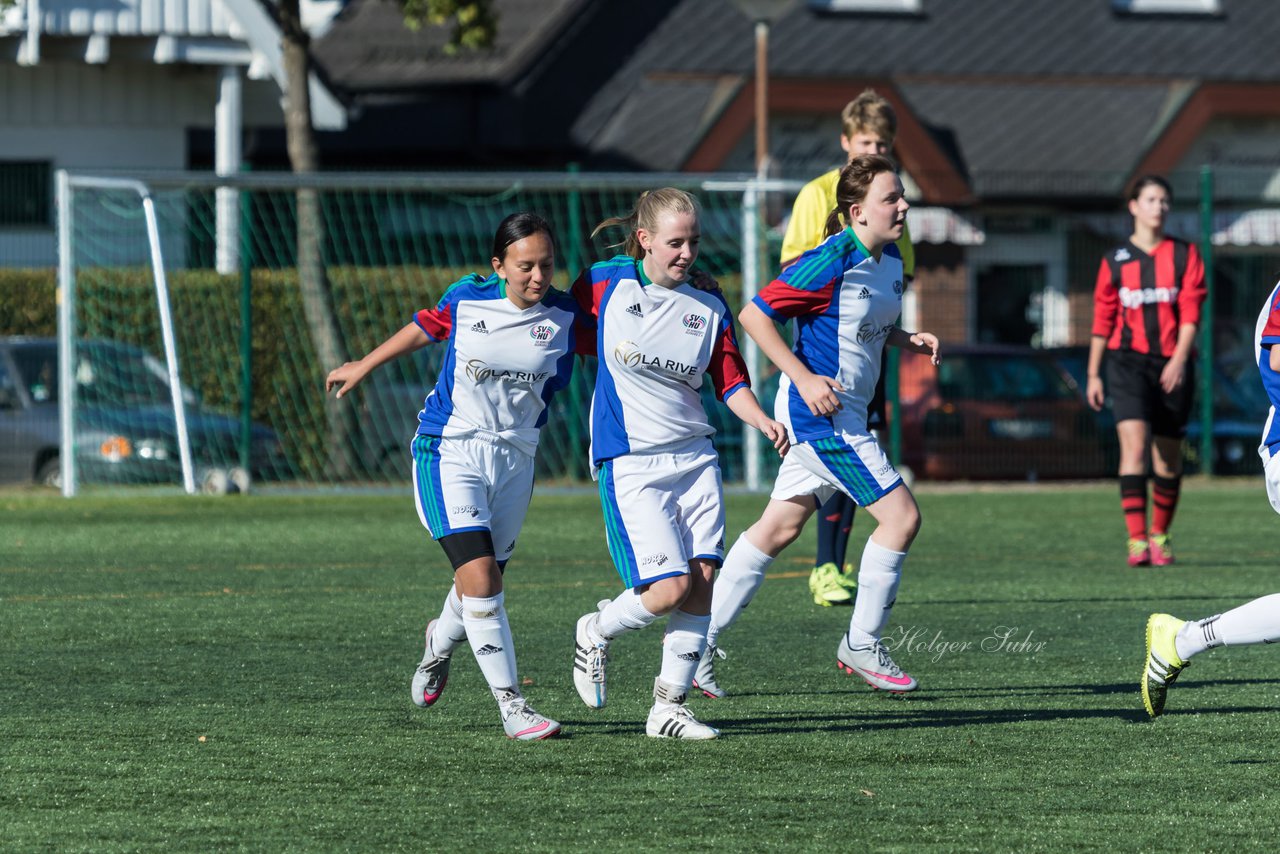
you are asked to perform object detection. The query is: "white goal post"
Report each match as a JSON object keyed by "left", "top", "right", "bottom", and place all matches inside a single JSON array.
[{"left": 56, "top": 170, "right": 197, "bottom": 496}]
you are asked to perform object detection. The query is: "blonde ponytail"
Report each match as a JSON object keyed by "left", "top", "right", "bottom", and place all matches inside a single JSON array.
[{"left": 592, "top": 188, "right": 700, "bottom": 259}]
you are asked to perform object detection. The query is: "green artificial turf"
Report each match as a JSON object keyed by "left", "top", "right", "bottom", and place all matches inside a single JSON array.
[{"left": 2, "top": 482, "right": 1278, "bottom": 851}]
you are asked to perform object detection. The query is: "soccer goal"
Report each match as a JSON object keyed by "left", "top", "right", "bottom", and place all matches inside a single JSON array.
[{"left": 56, "top": 172, "right": 198, "bottom": 496}]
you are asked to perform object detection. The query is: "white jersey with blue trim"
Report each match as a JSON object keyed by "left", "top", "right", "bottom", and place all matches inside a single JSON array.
[
  {"left": 753, "top": 228, "right": 904, "bottom": 441},
  {"left": 571, "top": 256, "right": 751, "bottom": 465},
  {"left": 413, "top": 273, "right": 583, "bottom": 457}
]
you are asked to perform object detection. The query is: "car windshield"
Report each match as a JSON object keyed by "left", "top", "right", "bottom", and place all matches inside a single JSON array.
[
  {"left": 9, "top": 344, "right": 59, "bottom": 403},
  {"left": 938, "top": 354, "right": 1075, "bottom": 402},
  {"left": 11, "top": 341, "right": 177, "bottom": 407}
]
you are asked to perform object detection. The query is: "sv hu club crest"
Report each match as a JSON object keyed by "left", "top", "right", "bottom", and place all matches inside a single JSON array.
[{"left": 682, "top": 313, "right": 707, "bottom": 331}]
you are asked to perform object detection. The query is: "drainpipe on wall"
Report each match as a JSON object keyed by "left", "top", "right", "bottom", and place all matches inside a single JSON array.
[
  {"left": 215, "top": 65, "right": 243, "bottom": 275},
  {"left": 19, "top": 0, "right": 40, "bottom": 65}
]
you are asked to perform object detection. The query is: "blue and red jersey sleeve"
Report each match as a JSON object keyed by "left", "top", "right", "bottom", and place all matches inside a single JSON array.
[
  {"left": 569, "top": 266, "right": 607, "bottom": 357},
  {"left": 1262, "top": 286, "right": 1280, "bottom": 348},
  {"left": 752, "top": 247, "right": 841, "bottom": 321},
  {"left": 413, "top": 304, "right": 451, "bottom": 341},
  {"left": 414, "top": 274, "right": 486, "bottom": 341},
  {"left": 708, "top": 299, "right": 751, "bottom": 402}
]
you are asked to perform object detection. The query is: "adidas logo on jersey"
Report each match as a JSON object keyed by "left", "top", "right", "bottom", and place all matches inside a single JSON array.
[
  {"left": 626, "top": 302, "right": 644, "bottom": 317},
  {"left": 855, "top": 287, "right": 873, "bottom": 300},
  {"left": 471, "top": 320, "right": 489, "bottom": 334}
]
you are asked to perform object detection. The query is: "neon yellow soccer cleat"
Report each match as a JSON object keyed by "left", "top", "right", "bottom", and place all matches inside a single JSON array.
[
  {"left": 1142, "top": 613, "right": 1188, "bottom": 718},
  {"left": 809, "top": 562, "right": 853, "bottom": 606}
]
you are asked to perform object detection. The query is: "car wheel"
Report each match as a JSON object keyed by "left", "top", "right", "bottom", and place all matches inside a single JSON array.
[{"left": 36, "top": 457, "right": 62, "bottom": 489}]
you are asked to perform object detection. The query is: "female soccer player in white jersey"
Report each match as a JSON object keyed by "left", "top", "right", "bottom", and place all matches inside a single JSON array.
[
  {"left": 695, "top": 155, "right": 940, "bottom": 699},
  {"left": 568, "top": 188, "right": 789, "bottom": 740},
  {"left": 326, "top": 212, "right": 592, "bottom": 741},
  {"left": 1140, "top": 279, "right": 1280, "bottom": 718}
]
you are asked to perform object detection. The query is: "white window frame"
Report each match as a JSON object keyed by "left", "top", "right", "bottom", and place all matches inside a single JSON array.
[
  {"left": 809, "top": 0, "right": 922, "bottom": 14},
  {"left": 1112, "top": 0, "right": 1221, "bottom": 15}
]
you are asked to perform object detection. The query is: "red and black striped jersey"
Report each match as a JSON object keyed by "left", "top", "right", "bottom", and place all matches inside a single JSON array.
[{"left": 1091, "top": 237, "right": 1206, "bottom": 357}]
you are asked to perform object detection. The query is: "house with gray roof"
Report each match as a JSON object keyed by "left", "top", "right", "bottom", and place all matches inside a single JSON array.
[
  {"left": 306, "top": 0, "right": 1280, "bottom": 348},
  {"left": 0, "top": 0, "right": 347, "bottom": 268},
  {"left": 6, "top": 0, "right": 1279, "bottom": 348}
]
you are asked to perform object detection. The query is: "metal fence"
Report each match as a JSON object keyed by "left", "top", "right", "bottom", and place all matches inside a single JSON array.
[{"left": 2, "top": 165, "right": 1276, "bottom": 492}]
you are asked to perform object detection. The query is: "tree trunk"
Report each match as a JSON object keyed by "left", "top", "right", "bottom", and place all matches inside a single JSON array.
[{"left": 279, "top": 0, "right": 356, "bottom": 480}]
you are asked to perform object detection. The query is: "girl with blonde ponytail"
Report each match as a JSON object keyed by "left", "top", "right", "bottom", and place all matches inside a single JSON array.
[{"left": 568, "top": 188, "right": 789, "bottom": 740}]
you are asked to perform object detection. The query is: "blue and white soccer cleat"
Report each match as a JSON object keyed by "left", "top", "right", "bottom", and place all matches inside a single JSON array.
[{"left": 573, "top": 600, "right": 611, "bottom": 708}]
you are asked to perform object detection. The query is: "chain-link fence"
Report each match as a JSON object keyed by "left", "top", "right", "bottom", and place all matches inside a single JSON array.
[{"left": 3, "top": 166, "right": 1277, "bottom": 492}]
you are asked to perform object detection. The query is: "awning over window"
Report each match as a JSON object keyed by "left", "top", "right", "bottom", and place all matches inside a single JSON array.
[
  {"left": 1080, "top": 210, "right": 1280, "bottom": 247},
  {"left": 906, "top": 207, "right": 986, "bottom": 245}
]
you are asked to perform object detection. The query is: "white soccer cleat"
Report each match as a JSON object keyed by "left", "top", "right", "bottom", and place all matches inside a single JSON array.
[
  {"left": 573, "top": 600, "right": 611, "bottom": 708},
  {"left": 693, "top": 644, "right": 727, "bottom": 699},
  {"left": 647, "top": 677, "right": 719, "bottom": 739},
  {"left": 646, "top": 703, "right": 720, "bottom": 740},
  {"left": 836, "top": 634, "right": 918, "bottom": 693},
  {"left": 410, "top": 619, "right": 451, "bottom": 708},
  {"left": 499, "top": 694, "right": 561, "bottom": 741}
]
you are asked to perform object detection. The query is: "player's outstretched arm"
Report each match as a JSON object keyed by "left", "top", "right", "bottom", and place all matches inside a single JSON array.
[
  {"left": 326, "top": 322, "right": 432, "bottom": 399},
  {"left": 888, "top": 327, "right": 940, "bottom": 365}
]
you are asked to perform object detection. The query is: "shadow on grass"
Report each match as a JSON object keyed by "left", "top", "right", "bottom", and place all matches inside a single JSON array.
[
  {"left": 699, "top": 702, "right": 1280, "bottom": 735},
  {"left": 913, "top": 594, "right": 1254, "bottom": 607}
]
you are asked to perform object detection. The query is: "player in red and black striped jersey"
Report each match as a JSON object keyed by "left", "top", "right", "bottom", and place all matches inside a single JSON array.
[{"left": 1086, "top": 175, "right": 1206, "bottom": 568}]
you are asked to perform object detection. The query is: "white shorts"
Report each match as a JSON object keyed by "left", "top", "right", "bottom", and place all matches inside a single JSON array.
[
  {"left": 1263, "top": 449, "right": 1280, "bottom": 516},
  {"left": 596, "top": 437, "right": 725, "bottom": 589},
  {"left": 770, "top": 432, "right": 903, "bottom": 507},
  {"left": 411, "top": 433, "right": 534, "bottom": 562}
]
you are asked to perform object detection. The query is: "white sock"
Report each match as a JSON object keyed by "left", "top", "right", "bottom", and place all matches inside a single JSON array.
[
  {"left": 597, "top": 588, "right": 659, "bottom": 640},
  {"left": 429, "top": 585, "right": 467, "bottom": 658},
  {"left": 461, "top": 593, "right": 519, "bottom": 698},
  {"left": 1175, "top": 593, "right": 1280, "bottom": 660},
  {"left": 658, "top": 610, "right": 710, "bottom": 697},
  {"left": 708, "top": 532, "right": 773, "bottom": 648},
  {"left": 848, "top": 538, "right": 907, "bottom": 647}
]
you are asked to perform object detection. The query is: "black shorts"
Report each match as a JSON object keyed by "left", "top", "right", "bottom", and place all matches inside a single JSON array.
[{"left": 1105, "top": 349, "right": 1195, "bottom": 438}]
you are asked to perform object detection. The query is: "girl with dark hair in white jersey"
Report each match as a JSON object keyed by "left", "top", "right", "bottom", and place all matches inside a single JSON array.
[{"left": 327, "top": 212, "right": 592, "bottom": 741}]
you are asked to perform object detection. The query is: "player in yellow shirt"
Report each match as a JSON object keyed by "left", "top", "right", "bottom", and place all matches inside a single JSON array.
[{"left": 779, "top": 89, "right": 916, "bottom": 609}]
